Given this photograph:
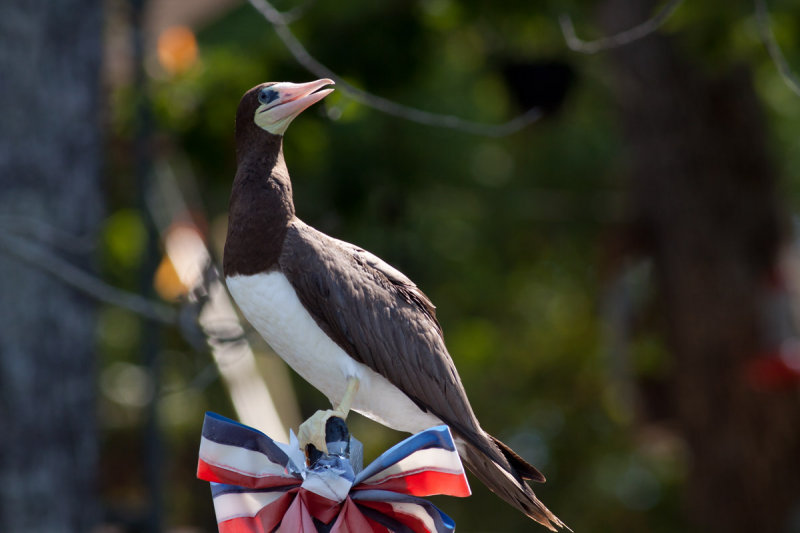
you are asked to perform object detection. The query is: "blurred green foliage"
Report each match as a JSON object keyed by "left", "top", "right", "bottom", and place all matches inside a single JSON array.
[{"left": 99, "top": 0, "right": 800, "bottom": 531}]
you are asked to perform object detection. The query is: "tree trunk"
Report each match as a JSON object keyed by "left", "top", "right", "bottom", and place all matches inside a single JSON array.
[
  {"left": 601, "top": 1, "right": 800, "bottom": 531},
  {"left": 0, "top": 1, "right": 103, "bottom": 531}
]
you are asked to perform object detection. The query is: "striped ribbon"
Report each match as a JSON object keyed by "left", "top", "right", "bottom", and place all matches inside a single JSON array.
[{"left": 197, "top": 412, "right": 471, "bottom": 532}]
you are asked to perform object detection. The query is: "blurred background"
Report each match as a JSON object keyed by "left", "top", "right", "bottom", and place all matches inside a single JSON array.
[{"left": 2, "top": 0, "right": 800, "bottom": 531}]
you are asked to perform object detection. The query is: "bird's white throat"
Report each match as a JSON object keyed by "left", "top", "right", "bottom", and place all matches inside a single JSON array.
[{"left": 225, "top": 271, "right": 442, "bottom": 434}]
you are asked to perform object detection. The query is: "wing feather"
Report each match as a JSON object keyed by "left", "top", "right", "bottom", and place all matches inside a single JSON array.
[{"left": 279, "top": 222, "right": 489, "bottom": 445}]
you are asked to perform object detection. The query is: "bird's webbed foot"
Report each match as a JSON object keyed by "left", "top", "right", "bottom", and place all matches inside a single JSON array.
[
  {"left": 298, "top": 376, "right": 360, "bottom": 455},
  {"left": 298, "top": 408, "right": 345, "bottom": 455}
]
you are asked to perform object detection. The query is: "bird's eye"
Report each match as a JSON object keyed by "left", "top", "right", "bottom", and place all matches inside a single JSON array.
[{"left": 258, "top": 88, "right": 279, "bottom": 106}]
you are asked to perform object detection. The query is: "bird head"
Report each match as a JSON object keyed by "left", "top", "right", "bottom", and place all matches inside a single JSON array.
[{"left": 242, "top": 79, "right": 335, "bottom": 136}]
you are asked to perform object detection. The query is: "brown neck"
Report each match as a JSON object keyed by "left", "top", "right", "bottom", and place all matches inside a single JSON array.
[{"left": 223, "top": 133, "right": 296, "bottom": 277}]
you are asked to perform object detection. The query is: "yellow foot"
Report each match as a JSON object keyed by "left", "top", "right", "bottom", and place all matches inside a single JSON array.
[
  {"left": 298, "top": 377, "right": 360, "bottom": 455},
  {"left": 297, "top": 408, "right": 345, "bottom": 455}
]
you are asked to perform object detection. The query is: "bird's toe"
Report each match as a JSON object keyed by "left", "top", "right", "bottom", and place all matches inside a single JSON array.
[{"left": 298, "top": 408, "right": 343, "bottom": 455}]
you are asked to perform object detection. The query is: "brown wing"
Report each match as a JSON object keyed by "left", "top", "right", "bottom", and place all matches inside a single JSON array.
[{"left": 279, "top": 221, "right": 503, "bottom": 464}]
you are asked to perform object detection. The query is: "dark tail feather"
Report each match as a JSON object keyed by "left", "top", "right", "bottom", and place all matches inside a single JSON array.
[
  {"left": 459, "top": 435, "right": 569, "bottom": 531},
  {"left": 489, "top": 434, "right": 546, "bottom": 483}
]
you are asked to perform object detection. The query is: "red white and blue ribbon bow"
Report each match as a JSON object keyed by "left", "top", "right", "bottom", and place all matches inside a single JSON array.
[{"left": 197, "top": 412, "right": 471, "bottom": 532}]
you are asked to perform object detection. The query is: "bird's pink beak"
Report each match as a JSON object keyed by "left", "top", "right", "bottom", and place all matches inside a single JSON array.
[{"left": 266, "top": 78, "right": 335, "bottom": 123}]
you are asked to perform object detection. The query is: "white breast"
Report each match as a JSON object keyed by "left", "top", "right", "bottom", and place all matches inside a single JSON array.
[{"left": 225, "top": 271, "right": 442, "bottom": 434}]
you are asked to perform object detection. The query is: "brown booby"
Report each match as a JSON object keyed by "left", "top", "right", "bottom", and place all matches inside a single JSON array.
[{"left": 223, "top": 79, "right": 567, "bottom": 530}]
